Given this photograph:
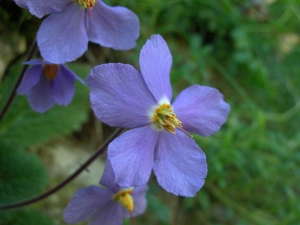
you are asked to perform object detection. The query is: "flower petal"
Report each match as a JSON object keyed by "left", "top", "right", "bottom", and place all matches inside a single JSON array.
[
  {"left": 64, "top": 185, "right": 112, "bottom": 224},
  {"left": 23, "top": 59, "right": 44, "bottom": 65},
  {"left": 13, "top": 0, "right": 71, "bottom": 18},
  {"left": 16, "top": 64, "right": 43, "bottom": 95},
  {"left": 37, "top": 3, "right": 88, "bottom": 63},
  {"left": 27, "top": 75, "right": 55, "bottom": 113},
  {"left": 87, "top": 1, "right": 139, "bottom": 50},
  {"left": 89, "top": 202, "right": 123, "bottom": 225},
  {"left": 122, "top": 184, "right": 148, "bottom": 218},
  {"left": 108, "top": 126, "right": 157, "bottom": 187},
  {"left": 51, "top": 65, "right": 75, "bottom": 106},
  {"left": 172, "top": 85, "right": 230, "bottom": 136},
  {"left": 153, "top": 131, "right": 207, "bottom": 197},
  {"left": 63, "top": 64, "right": 86, "bottom": 85},
  {"left": 100, "top": 160, "right": 122, "bottom": 193},
  {"left": 139, "top": 34, "right": 173, "bottom": 102},
  {"left": 87, "top": 63, "right": 156, "bottom": 128}
]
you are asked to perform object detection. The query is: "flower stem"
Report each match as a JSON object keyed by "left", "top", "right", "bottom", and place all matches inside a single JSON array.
[
  {"left": 0, "top": 39, "right": 38, "bottom": 123},
  {"left": 0, "top": 127, "right": 125, "bottom": 210}
]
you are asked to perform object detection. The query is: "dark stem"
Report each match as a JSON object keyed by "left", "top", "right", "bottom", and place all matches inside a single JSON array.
[
  {"left": 0, "top": 39, "right": 38, "bottom": 122},
  {"left": 0, "top": 127, "right": 125, "bottom": 210}
]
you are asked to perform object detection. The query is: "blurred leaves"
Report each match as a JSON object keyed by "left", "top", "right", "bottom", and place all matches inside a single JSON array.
[
  {"left": 0, "top": 62, "right": 91, "bottom": 224},
  {"left": 115, "top": 0, "right": 300, "bottom": 224},
  {"left": 147, "top": 192, "right": 171, "bottom": 224},
  {"left": 1, "top": 0, "right": 300, "bottom": 224},
  {"left": 0, "top": 210, "right": 54, "bottom": 225},
  {"left": 0, "top": 143, "right": 47, "bottom": 204}
]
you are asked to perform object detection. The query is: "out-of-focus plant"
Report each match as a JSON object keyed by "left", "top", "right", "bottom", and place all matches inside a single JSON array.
[{"left": 1, "top": 0, "right": 300, "bottom": 224}]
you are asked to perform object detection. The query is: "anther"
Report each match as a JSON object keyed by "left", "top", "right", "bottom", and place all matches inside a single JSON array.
[
  {"left": 150, "top": 102, "right": 192, "bottom": 137},
  {"left": 113, "top": 188, "right": 134, "bottom": 212},
  {"left": 43, "top": 64, "right": 59, "bottom": 80}
]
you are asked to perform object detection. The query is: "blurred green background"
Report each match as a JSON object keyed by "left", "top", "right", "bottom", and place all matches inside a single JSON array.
[{"left": 1, "top": 0, "right": 300, "bottom": 224}]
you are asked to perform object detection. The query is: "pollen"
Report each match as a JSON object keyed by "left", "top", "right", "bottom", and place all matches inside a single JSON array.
[
  {"left": 150, "top": 101, "right": 193, "bottom": 137},
  {"left": 151, "top": 103, "right": 182, "bottom": 134},
  {"left": 43, "top": 64, "right": 59, "bottom": 80},
  {"left": 75, "top": 0, "right": 95, "bottom": 8},
  {"left": 113, "top": 188, "right": 134, "bottom": 212}
]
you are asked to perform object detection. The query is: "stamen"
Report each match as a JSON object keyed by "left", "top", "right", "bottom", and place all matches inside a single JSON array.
[
  {"left": 150, "top": 102, "right": 192, "bottom": 137},
  {"left": 177, "top": 126, "right": 193, "bottom": 138},
  {"left": 75, "top": 0, "right": 95, "bottom": 8},
  {"left": 75, "top": 0, "right": 95, "bottom": 17},
  {"left": 157, "top": 116, "right": 166, "bottom": 125},
  {"left": 88, "top": 7, "right": 92, "bottom": 18},
  {"left": 43, "top": 64, "right": 59, "bottom": 80},
  {"left": 113, "top": 188, "right": 134, "bottom": 212}
]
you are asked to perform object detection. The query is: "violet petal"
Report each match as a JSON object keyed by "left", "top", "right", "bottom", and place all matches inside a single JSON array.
[
  {"left": 87, "top": 1, "right": 139, "bottom": 50},
  {"left": 153, "top": 131, "right": 207, "bottom": 197},
  {"left": 51, "top": 65, "right": 75, "bottom": 106},
  {"left": 63, "top": 64, "right": 85, "bottom": 84},
  {"left": 87, "top": 63, "right": 156, "bottom": 128},
  {"left": 27, "top": 75, "right": 55, "bottom": 113},
  {"left": 64, "top": 185, "right": 112, "bottom": 224},
  {"left": 37, "top": 3, "right": 88, "bottom": 63},
  {"left": 99, "top": 160, "right": 122, "bottom": 193},
  {"left": 13, "top": 0, "right": 72, "bottom": 18},
  {"left": 16, "top": 64, "right": 43, "bottom": 95},
  {"left": 22, "top": 59, "right": 44, "bottom": 65},
  {"left": 139, "top": 34, "right": 173, "bottom": 102},
  {"left": 89, "top": 201, "right": 123, "bottom": 225},
  {"left": 108, "top": 126, "right": 157, "bottom": 187},
  {"left": 172, "top": 85, "right": 230, "bottom": 136}
]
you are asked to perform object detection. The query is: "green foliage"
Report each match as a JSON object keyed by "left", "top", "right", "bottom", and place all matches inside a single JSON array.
[
  {"left": 0, "top": 144, "right": 49, "bottom": 225},
  {"left": 0, "top": 62, "right": 91, "bottom": 224},
  {"left": 111, "top": 0, "right": 300, "bottom": 224},
  {"left": 0, "top": 210, "right": 55, "bottom": 225},
  {"left": 147, "top": 193, "right": 171, "bottom": 224},
  {"left": 1, "top": 0, "right": 300, "bottom": 224},
  {"left": 0, "top": 143, "right": 47, "bottom": 204}
]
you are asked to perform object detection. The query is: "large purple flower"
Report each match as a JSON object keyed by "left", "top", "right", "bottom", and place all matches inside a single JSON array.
[
  {"left": 87, "top": 34, "right": 230, "bottom": 197},
  {"left": 64, "top": 160, "right": 148, "bottom": 225},
  {"left": 14, "top": 0, "right": 139, "bottom": 63},
  {"left": 17, "top": 59, "right": 84, "bottom": 113}
]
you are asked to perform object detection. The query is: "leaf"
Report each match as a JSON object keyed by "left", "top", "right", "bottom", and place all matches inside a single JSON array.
[
  {"left": 147, "top": 192, "right": 171, "bottom": 223},
  {"left": 0, "top": 142, "right": 48, "bottom": 204},
  {"left": 0, "top": 210, "right": 54, "bottom": 225}
]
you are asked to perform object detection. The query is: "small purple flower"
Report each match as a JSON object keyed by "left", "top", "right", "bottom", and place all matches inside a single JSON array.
[
  {"left": 17, "top": 59, "right": 84, "bottom": 113},
  {"left": 87, "top": 34, "right": 230, "bottom": 197},
  {"left": 14, "top": 0, "right": 139, "bottom": 63},
  {"left": 63, "top": 160, "right": 148, "bottom": 225}
]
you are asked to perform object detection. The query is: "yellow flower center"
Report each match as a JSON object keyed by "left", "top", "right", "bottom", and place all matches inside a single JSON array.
[
  {"left": 43, "top": 64, "right": 59, "bottom": 80},
  {"left": 113, "top": 188, "right": 134, "bottom": 212},
  {"left": 149, "top": 99, "right": 193, "bottom": 137},
  {"left": 151, "top": 103, "right": 182, "bottom": 134},
  {"left": 75, "top": 0, "right": 95, "bottom": 8}
]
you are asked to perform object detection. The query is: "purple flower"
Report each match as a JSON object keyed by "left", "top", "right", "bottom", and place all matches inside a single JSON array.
[
  {"left": 63, "top": 160, "right": 148, "bottom": 225},
  {"left": 14, "top": 0, "right": 139, "bottom": 63},
  {"left": 87, "top": 34, "right": 230, "bottom": 197},
  {"left": 17, "top": 59, "right": 84, "bottom": 113}
]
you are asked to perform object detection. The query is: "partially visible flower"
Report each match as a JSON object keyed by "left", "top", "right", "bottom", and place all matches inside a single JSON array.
[
  {"left": 17, "top": 59, "right": 84, "bottom": 113},
  {"left": 13, "top": 0, "right": 140, "bottom": 63},
  {"left": 87, "top": 34, "right": 230, "bottom": 197},
  {"left": 64, "top": 160, "right": 148, "bottom": 225}
]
